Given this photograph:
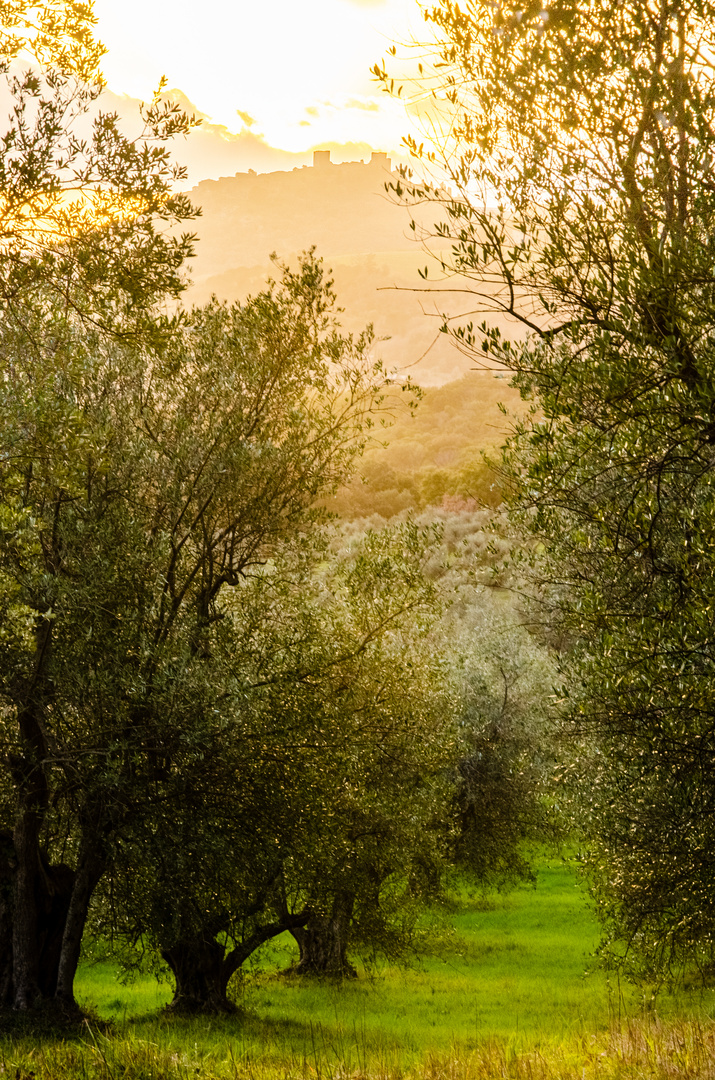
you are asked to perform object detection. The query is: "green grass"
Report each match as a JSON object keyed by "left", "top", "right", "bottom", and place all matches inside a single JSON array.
[
  {"left": 5, "top": 855, "right": 715, "bottom": 1078},
  {"left": 68, "top": 854, "right": 715, "bottom": 1069}
]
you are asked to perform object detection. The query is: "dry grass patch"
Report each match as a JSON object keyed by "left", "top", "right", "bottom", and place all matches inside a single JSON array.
[{"left": 3, "top": 1018, "right": 715, "bottom": 1080}]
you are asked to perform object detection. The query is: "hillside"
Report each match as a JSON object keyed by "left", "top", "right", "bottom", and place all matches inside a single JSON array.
[
  {"left": 328, "top": 370, "right": 526, "bottom": 520},
  {"left": 184, "top": 152, "right": 527, "bottom": 386},
  {"left": 187, "top": 152, "right": 416, "bottom": 275}
]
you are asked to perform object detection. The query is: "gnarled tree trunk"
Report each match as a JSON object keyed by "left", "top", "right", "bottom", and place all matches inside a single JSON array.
[
  {"left": 4, "top": 612, "right": 107, "bottom": 1013},
  {"left": 1, "top": 801, "right": 104, "bottom": 1012},
  {"left": 36, "top": 860, "right": 75, "bottom": 999},
  {"left": 291, "top": 892, "right": 357, "bottom": 978},
  {"left": 162, "top": 937, "right": 233, "bottom": 1014},
  {"left": 11, "top": 661, "right": 56, "bottom": 1009},
  {"left": 55, "top": 840, "right": 105, "bottom": 1007},
  {"left": 4, "top": 840, "right": 76, "bottom": 1010},
  {"left": 0, "top": 832, "right": 14, "bottom": 1007},
  {"left": 162, "top": 911, "right": 311, "bottom": 1013},
  {"left": 1, "top": 831, "right": 103, "bottom": 1013}
]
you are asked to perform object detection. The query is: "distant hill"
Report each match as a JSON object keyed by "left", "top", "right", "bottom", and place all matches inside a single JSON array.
[
  {"left": 327, "top": 370, "right": 526, "bottom": 520},
  {"left": 187, "top": 151, "right": 415, "bottom": 275},
  {"left": 184, "top": 151, "right": 527, "bottom": 386}
]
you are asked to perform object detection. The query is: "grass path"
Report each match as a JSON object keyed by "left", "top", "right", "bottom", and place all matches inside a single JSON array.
[{"left": 4, "top": 855, "right": 715, "bottom": 1078}]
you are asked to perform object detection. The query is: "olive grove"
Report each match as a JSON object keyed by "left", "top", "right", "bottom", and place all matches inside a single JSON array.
[
  {"left": 0, "top": 0, "right": 560, "bottom": 1018},
  {"left": 0, "top": 1, "right": 396, "bottom": 1011}
]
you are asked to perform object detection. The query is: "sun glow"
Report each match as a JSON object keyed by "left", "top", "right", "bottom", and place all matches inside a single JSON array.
[{"left": 92, "top": 0, "right": 425, "bottom": 172}]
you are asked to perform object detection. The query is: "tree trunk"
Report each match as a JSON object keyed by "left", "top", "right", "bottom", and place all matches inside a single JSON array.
[
  {"left": 162, "top": 937, "right": 235, "bottom": 1014},
  {"left": 0, "top": 819, "right": 79, "bottom": 1012},
  {"left": 9, "top": 839, "right": 75, "bottom": 1010},
  {"left": 36, "top": 861, "right": 75, "bottom": 1000},
  {"left": 0, "top": 833, "right": 14, "bottom": 1007},
  {"left": 12, "top": 809, "right": 45, "bottom": 1007},
  {"left": 162, "top": 912, "right": 312, "bottom": 1013},
  {"left": 291, "top": 892, "right": 357, "bottom": 977},
  {"left": 55, "top": 842, "right": 105, "bottom": 1007},
  {"left": 11, "top": 625, "right": 53, "bottom": 1009}
]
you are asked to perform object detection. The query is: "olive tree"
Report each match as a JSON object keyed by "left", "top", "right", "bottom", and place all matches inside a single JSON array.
[
  {"left": 377, "top": 0, "right": 715, "bottom": 980},
  {"left": 283, "top": 510, "right": 556, "bottom": 980},
  {"left": 0, "top": 249, "right": 385, "bottom": 1012},
  {"left": 0, "top": 0, "right": 203, "bottom": 1012},
  {"left": 94, "top": 523, "right": 457, "bottom": 1009},
  {"left": 283, "top": 525, "right": 458, "bottom": 980},
  {"left": 445, "top": 604, "right": 555, "bottom": 888}
]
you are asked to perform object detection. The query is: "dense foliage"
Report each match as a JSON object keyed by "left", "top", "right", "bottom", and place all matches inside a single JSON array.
[
  {"left": 0, "top": 235, "right": 391, "bottom": 1010},
  {"left": 377, "top": 0, "right": 715, "bottom": 981},
  {"left": 91, "top": 522, "right": 459, "bottom": 1007},
  {"left": 329, "top": 373, "right": 518, "bottom": 520}
]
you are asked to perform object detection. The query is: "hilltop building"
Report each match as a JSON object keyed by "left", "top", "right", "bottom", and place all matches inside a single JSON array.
[
  {"left": 184, "top": 148, "right": 485, "bottom": 386},
  {"left": 311, "top": 149, "right": 392, "bottom": 172}
]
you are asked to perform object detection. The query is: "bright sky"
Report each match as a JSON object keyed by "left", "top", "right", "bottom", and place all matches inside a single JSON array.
[{"left": 93, "top": 0, "right": 426, "bottom": 172}]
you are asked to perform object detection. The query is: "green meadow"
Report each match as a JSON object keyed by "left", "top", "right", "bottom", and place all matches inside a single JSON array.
[
  {"left": 76, "top": 856, "right": 616, "bottom": 1055},
  {"left": 3, "top": 854, "right": 710, "bottom": 1079}
]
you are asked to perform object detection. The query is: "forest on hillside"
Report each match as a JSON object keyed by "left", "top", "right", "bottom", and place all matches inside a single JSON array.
[{"left": 329, "top": 372, "right": 524, "bottom": 519}]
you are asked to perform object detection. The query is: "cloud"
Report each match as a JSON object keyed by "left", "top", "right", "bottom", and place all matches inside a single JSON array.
[
  {"left": 99, "top": 85, "right": 412, "bottom": 187},
  {"left": 236, "top": 109, "right": 256, "bottom": 128},
  {"left": 157, "top": 87, "right": 213, "bottom": 122},
  {"left": 305, "top": 96, "right": 382, "bottom": 116},
  {"left": 344, "top": 98, "right": 380, "bottom": 112},
  {"left": 101, "top": 87, "right": 311, "bottom": 184}
]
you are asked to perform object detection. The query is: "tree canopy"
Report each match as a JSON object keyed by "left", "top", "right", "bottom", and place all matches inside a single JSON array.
[
  {"left": 0, "top": 0, "right": 397, "bottom": 1011},
  {"left": 0, "top": 239, "right": 389, "bottom": 1010},
  {"left": 79, "top": 519, "right": 455, "bottom": 1008}
]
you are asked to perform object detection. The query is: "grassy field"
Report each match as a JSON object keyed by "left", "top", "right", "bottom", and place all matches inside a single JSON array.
[
  {"left": 3, "top": 854, "right": 715, "bottom": 1079},
  {"left": 76, "top": 857, "right": 617, "bottom": 1054}
]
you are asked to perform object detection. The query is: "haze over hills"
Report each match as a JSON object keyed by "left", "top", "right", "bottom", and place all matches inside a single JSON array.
[
  {"left": 188, "top": 151, "right": 412, "bottom": 273},
  {"left": 182, "top": 149, "right": 526, "bottom": 516},
  {"left": 185, "top": 150, "right": 527, "bottom": 387}
]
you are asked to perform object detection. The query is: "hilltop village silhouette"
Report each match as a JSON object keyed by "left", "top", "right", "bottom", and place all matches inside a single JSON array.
[
  {"left": 311, "top": 148, "right": 391, "bottom": 170},
  {"left": 188, "top": 149, "right": 409, "bottom": 279}
]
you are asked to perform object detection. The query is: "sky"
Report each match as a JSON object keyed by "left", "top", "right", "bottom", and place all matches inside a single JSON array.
[{"left": 92, "top": 0, "right": 429, "bottom": 183}]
